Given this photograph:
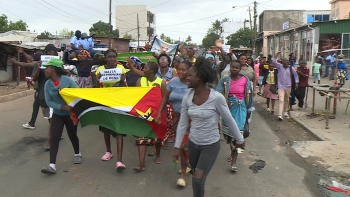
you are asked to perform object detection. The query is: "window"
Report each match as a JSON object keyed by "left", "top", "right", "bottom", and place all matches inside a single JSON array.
[{"left": 323, "top": 15, "right": 330, "bottom": 21}]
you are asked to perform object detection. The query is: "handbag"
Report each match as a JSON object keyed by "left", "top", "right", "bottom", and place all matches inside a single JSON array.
[{"left": 269, "top": 84, "right": 278, "bottom": 94}]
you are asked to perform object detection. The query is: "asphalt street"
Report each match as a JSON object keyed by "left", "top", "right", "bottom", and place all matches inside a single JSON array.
[{"left": 0, "top": 95, "right": 322, "bottom": 197}]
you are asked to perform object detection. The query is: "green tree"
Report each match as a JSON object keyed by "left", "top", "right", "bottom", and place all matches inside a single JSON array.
[
  {"left": 123, "top": 33, "right": 132, "bottom": 39},
  {"left": 202, "top": 33, "right": 220, "bottom": 48},
  {"left": 0, "top": 14, "right": 28, "bottom": 32},
  {"left": 89, "top": 20, "right": 119, "bottom": 37},
  {"left": 40, "top": 31, "right": 52, "bottom": 36},
  {"left": 159, "top": 33, "right": 165, "bottom": 40},
  {"left": 185, "top": 35, "right": 192, "bottom": 43},
  {"left": 226, "top": 28, "right": 253, "bottom": 48},
  {"left": 59, "top": 28, "right": 73, "bottom": 37},
  {"left": 8, "top": 20, "right": 27, "bottom": 31}
]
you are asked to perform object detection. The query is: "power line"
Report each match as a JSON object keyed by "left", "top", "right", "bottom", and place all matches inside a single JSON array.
[
  {"left": 0, "top": 6, "right": 56, "bottom": 32},
  {"left": 155, "top": 2, "right": 254, "bottom": 28}
]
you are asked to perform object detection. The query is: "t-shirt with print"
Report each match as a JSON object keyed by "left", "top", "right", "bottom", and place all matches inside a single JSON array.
[
  {"left": 313, "top": 63, "right": 321, "bottom": 74},
  {"left": 167, "top": 77, "right": 189, "bottom": 113},
  {"left": 96, "top": 64, "right": 126, "bottom": 87}
]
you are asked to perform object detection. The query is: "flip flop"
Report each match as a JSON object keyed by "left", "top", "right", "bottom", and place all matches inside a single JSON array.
[
  {"left": 133, "top": 167, "right": 145, "bottom": 172},
  {"left": 147, "top": 151, "right": 155, "bottom": 157},
  {"left": 155, "top": 158, "right": 162, "bottom": 164}
]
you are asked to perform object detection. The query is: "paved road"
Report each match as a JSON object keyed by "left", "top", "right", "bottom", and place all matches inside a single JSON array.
[{"left": 0, "top": 95, "right": 322, "bottom": 197}]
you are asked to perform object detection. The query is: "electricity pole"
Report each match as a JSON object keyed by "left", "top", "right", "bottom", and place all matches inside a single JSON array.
[
  {"left": 147, "top": 11, "right": 151, "bottom": 42},
  {"left": 248, "top": 6, "right": 253, "bottom": 30},
  {"left": 137, "top": 13, "right": 140, "bottom": 52},
  {"left": 252, "top": 1, "right": 257, "bottom": 56},
  {"left": 108, "top": 0, "right": 112, "bottom": 49}
]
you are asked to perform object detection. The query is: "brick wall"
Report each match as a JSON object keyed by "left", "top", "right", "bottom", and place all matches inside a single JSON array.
[{"left": 95, "top": 37, "right": 130, "bottom": 53}]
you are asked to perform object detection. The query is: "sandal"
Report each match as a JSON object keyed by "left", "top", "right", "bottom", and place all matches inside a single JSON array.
[
  {"left": 163, "top": 145, "right": 170, "bottom": 150},
  {"left": 231, "top": 166, "right": 238, "bottom": 172},
  {"left": 44, "top": 145, "right": 50, "bottom": 151},
  {"left": 147, "top": 151, "right": 155, "bottom": 157},
  {"left": 155, "top": 158, "right": 162, "bottom": 164},
  {"left": 116, "top": 161, "right": 126, "bottom": 171},
  {"left": 133, "top": 167, "right": 145, "bottom": 172},
  {"left": 227, "top": 156, "right": 232, "bottom": 162},
  {"left": 176, "top": 178, "right": 186, "bottom": 187},
  {"left": 101, "top": 152, "right": 113, "bottom": 161}
]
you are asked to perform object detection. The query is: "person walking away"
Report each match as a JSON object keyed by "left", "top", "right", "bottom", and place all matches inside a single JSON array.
[
  {"left": 313, "top": 58, "right": 322, "bottom": 84},
  {"left": 173, "top": 57, "right": 245, "bottom": 197},
  {"left": 41, "top": 58, "right": 81, "bottom": 174},
  {"left": 272, "top": 51, "right": 299, "bottom": 121},
  {"left": 216, "top": 60, "right": 253, "bottom": 172},
  {"left": 156, "top": 60, "right": 192, "bottom": 187},
  {"left": 262, "top": 62, "right": 278, "bottom": 113},
  {"left": 296, "top": 60, "right": 309, "bottom": 109}
]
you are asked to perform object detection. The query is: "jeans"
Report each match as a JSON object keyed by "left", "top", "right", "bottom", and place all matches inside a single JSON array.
[
  {"left": 50, "top": 113, "right": 79, "bottom": 164},
  {"left": 296, "top": 87, "right": 307, "bottom": 108},
  {"left": 323, "top": 65, "right": 331, "bottom": 77},
  {"left": 29, "top": 93, "right": 40, "bottom": 126},
  {"left": 188, "top": 140, "right": 220, "bottom": 197}
]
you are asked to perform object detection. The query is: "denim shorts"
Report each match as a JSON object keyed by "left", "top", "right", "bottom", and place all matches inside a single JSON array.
[
  {"left": 258, "top": 76, "right": 264, "bottom": 85},
  {"left": 313, "top": 73, "right": 320, "bottom": 81}
]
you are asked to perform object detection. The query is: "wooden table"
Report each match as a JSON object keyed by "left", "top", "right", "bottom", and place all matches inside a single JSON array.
[{"left": 309, "top": 84, "right": 350, "bottom": 129}]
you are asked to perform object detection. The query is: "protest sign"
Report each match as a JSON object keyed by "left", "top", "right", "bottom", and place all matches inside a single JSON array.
[
  {"left": 99, "top": 68, "right": 122, "bottom": 82},
  {"left": 40, "top": 55, "right": 59, "bottom": 69},
  {"left": 150, "top": 36, "right": 179, "bottom": 65}
]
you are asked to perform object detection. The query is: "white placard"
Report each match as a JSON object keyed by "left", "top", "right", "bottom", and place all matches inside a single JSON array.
[
  {"left": 41, "top": 55, "right": 59, "bottom": 64},
  {"left": 222, "top": 45, "right": 231, "bottom": 53},
  {"left": 40, "top": 55, "right": 59, "bottom": 69},
  {"left": 99, "top": 68, "right": 122, "bottom": 82}
]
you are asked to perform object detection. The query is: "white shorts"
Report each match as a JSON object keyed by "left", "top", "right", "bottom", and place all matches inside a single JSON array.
[{"left": 42, "top": 107, "right": 53, "bottom": 119}]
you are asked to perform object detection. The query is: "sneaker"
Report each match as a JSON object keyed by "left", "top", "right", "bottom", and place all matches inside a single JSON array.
[
  {"left": 278, "top": 115, "right": 283, "bottom": 121},
  {"left": 116, "top": 161, "right": 126, "bottom": 171},
  {"left": 23, "top": 123, "right": 35, "bottom": 130},
  {"left": 41, "top": 166, "right": 56, "bottom": 174},
  {"left": 101, "top": 152, "right": 113, "bottom": 161},
  {"left": 73, "top": 156, "right": 83, "bottom": 164},
  {"left": 177, "top": 178, "right": 186, "bottom": 187},
  {"left": 266, "top": 108, "right": 271, "bottom": 112},
  {"left": 284, "top": 112, "right": 289, "bottom": 117}
]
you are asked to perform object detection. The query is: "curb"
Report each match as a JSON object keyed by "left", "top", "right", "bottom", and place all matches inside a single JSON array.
[
  {"left": 289, "top": 111, "right": 325, "bottom": 141},
  {"left": 0, "top": 90, "right": 35, "bottom": 103}
]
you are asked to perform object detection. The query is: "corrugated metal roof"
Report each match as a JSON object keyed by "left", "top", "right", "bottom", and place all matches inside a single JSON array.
[{"left": 315, "top": 20, "right": 350, "bottom": 33}]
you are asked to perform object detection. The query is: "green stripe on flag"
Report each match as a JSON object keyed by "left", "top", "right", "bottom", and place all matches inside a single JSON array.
[{"left": 80, "top": 110, "right": 156, "bottom": 138}]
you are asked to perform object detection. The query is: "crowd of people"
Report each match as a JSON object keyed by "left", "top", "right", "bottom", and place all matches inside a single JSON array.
[{"left": 9, "top": 30, "right": 347, "bottom": 197}]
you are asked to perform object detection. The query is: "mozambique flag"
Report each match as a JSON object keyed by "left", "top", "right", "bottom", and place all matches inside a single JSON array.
[{"left": 59, "top": 87, "right": 167, "bottom": 139}]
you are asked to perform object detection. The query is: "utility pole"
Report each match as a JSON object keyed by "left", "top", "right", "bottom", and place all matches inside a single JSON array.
[
  {"left": 252, "top": 1, "right": 257, "bottom": 56},
  {"left": 137, "top": 13, "right": 140, "bottom": 52},
  {"left": 147, "top": 11, "right": 150, "bottom": 42},
  {"left": 108, "top": 0, "right": 112, "bottom": 49},
  {"left": 248, "top": 6, "right": 253, "bottom": 30}
]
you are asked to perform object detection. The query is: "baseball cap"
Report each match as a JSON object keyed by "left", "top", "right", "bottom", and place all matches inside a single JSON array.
[
  {"left": 42, "top": 58, "right": 64, "bottom": 68},
  {"left": 81, "top": 33, "right": 88, "bottom": 38},
  {"left": 90, "top": 32, "right": 96, "bottom": 36},
  {"left": 45, "top": 44, "right": 58, "bottom": 52}
]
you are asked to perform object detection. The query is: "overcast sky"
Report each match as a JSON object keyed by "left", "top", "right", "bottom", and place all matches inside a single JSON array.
[{"left": 1, "top": 0, "right": 331, "bottom": 44}]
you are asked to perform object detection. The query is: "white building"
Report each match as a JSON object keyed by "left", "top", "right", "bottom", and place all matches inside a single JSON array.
[
  {"left": 115, "top": 5, "right": 156, "bottom": 42},
  {"left": 220, "top": 21, "right": 246, "bottom": 44}
]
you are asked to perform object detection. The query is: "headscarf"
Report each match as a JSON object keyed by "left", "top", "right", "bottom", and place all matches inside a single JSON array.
[
  {"left": 130, "top": 56, "right": 142, "bottom": 70},
  {"left": 78, "top": 50, "right": 91, "bottom": 60},
  {"left": 205, "top": 54, "right": 215, "bottom": 68}
]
